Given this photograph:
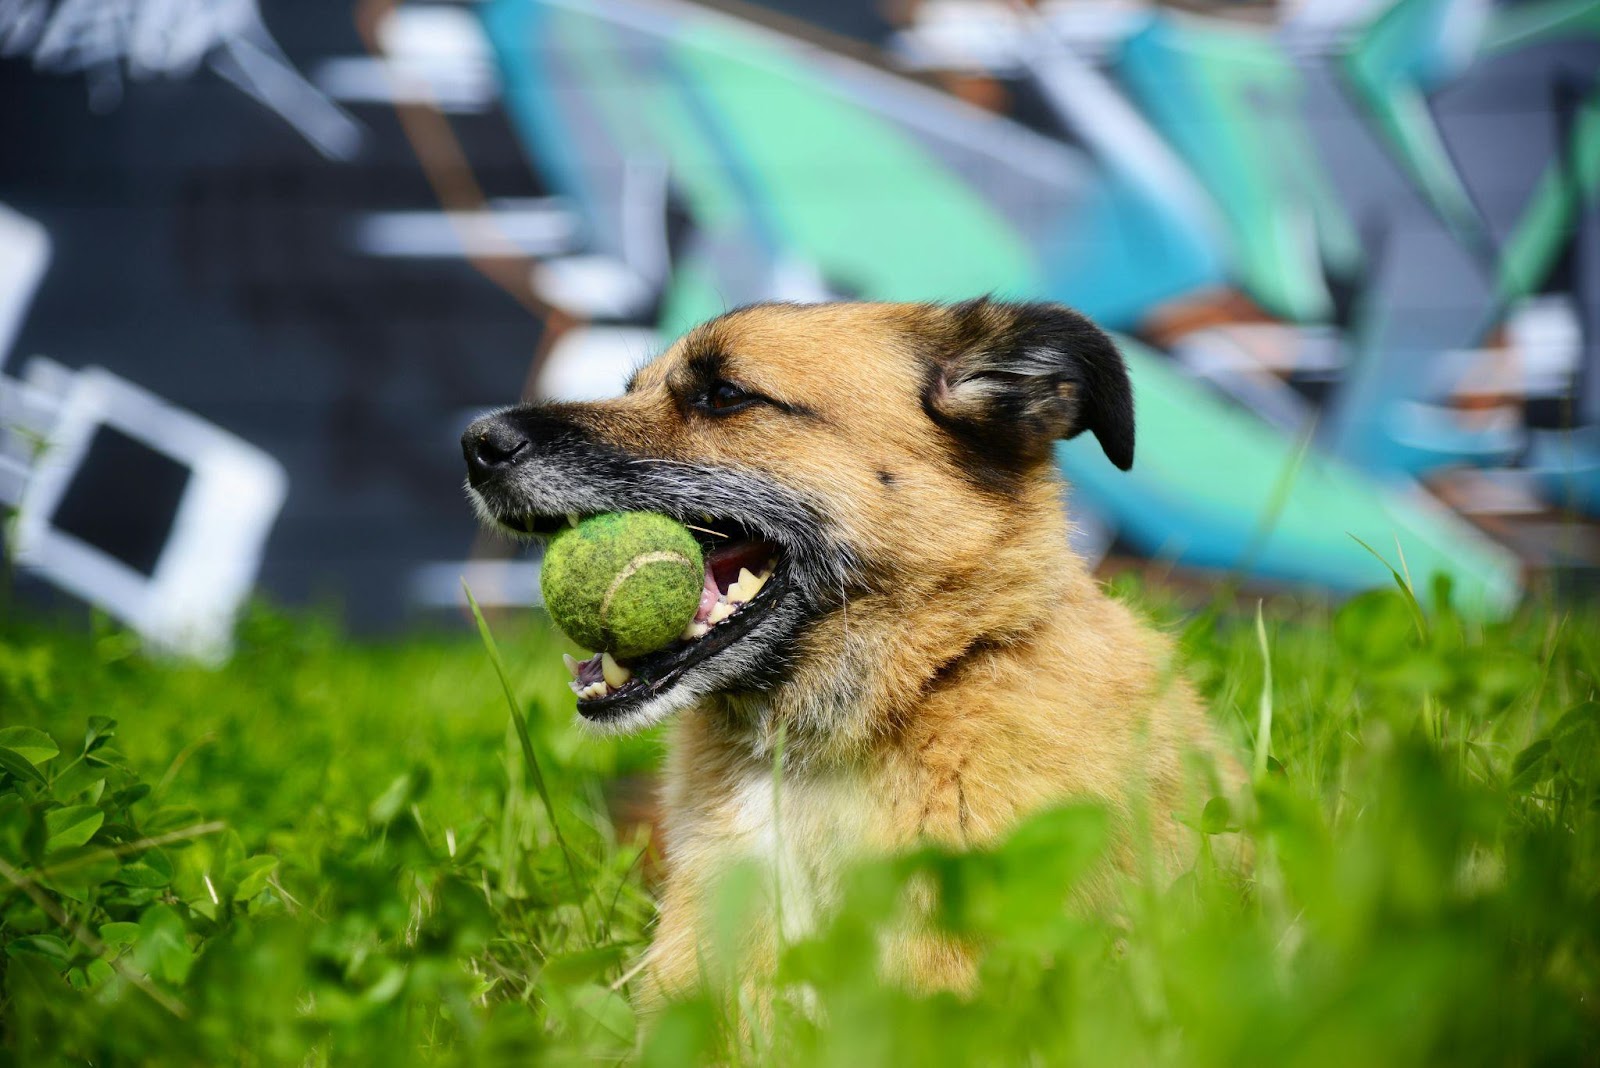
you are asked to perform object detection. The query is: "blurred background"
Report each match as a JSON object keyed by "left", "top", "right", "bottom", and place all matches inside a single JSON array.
[{"left": 1, "top": 0, "right": 1596, "bottom": 659}]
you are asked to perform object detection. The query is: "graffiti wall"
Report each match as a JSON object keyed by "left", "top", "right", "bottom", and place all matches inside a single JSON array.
[{"left": 2, "top": 0, "right": 1596, "bottom": 650}]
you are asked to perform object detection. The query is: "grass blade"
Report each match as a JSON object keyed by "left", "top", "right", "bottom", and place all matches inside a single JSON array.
[
  {"left": 1254, "top": 600, "right": 1274, "bottom": 781},
  {"left": 1349, "top": 533, "right": 1429, "bottom": 638},
  {"left": 462, "top": 581, "right": 594, "bottom": 932}
]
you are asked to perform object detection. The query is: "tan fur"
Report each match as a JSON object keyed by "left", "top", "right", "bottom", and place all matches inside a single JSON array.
[{"left": 546, "top": 303, "right": 1239, "bottom": 1006}]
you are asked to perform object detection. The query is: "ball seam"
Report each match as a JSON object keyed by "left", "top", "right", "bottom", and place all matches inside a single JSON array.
[{"left": 598, "top": 550, "right": 698, "bottom": 629}]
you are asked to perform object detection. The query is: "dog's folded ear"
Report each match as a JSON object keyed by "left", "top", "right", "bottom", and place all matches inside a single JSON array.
[{"left": 925, "top": 298, "right": 1135, "bottom": 472}]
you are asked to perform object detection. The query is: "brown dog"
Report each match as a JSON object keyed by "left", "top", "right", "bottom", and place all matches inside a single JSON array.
[{"left": 462, "top": 299, "right": 1238, "bottom": 1006}]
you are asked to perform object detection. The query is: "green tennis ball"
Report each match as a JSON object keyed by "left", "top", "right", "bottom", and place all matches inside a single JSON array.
[{"left": 540, "top": 512, "right": 704, "bottom": 659}]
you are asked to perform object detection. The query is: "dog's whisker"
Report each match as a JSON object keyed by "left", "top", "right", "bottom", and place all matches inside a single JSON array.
[{"left": 838, "top": 573, "right": 849, "bottom": 640}]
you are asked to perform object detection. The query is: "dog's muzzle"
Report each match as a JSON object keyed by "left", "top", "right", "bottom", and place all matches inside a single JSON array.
[
  {"left": 462, "top": 412, "right": 532, "bottom": 489},
  {"left": 457, "top": 403, "right": 821, "bottom": 727}
]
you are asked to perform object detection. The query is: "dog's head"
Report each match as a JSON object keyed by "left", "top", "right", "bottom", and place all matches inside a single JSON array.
[{"left": 462, "top": 299, "right": 1133, "bottom": 738}]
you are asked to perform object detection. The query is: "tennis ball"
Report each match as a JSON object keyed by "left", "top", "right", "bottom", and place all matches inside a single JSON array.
[{"left": 539, "top": 512, "right": 705, "bottom": 659}]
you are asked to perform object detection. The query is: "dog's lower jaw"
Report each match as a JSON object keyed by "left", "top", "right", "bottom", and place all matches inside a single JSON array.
[{"left": 576, "top": 679, "right": 707, "bottom": 737}]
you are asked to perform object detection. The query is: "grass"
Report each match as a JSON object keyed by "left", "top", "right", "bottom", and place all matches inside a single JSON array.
[{"left": 1, "top": 572, "right": 1597, "bottom": 1066}]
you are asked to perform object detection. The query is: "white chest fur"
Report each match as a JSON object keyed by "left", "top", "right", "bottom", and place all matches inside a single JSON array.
[{"left": 705, "top": 767, "right": 867, "bottom": 943}]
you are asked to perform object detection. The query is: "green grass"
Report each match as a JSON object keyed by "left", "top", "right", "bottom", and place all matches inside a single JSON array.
[{"left": 1, "top": 574, "right": 1597, "bottom": 1066}]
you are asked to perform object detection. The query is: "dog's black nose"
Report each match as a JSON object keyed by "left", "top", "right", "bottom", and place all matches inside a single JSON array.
[{"left": 462, "top": 415, "right": 530, "bottom": 484}]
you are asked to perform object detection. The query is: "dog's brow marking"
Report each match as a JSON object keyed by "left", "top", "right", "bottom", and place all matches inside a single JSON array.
[
  {"left": 683, "top": 345, "right": 726, "bottom": 385},
  {"left": 676, "top": 330, "right": 824, "bottom": 423}
]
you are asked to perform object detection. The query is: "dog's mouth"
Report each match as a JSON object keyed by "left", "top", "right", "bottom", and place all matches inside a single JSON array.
[{"left": 503, "top": 511, "right": 791, "bottom": 722}]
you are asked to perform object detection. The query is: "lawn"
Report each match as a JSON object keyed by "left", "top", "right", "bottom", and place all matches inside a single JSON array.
[{"left": 1, "top": 571, "right": 1597, "bottom": 1065}]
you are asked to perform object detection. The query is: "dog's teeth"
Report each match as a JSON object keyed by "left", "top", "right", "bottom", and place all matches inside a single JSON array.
[
  {"left": 725, "top": 567, "right": 768, "bottom": 605},
  {"left": 727, "top": 567, "right": 757, "bottom": 603},
  {"left": 707, "top": 601, "right": 735, "bottom": 625},
  {"left": 566, "top": 513, "right": 580, "bottom": 528},
  {"left": 601, "top": 652, "right": 632, "bottom": 688},
  {"left": 562, "top": 653, "right": 581, "bottom": 679},
  {"left": 745, "top": 568, "right": 768, "bottom": 598},
  {"left": 681, "top": 619, "right": 710, "bottom": 641},
  {"left": 572, "top": 678, "right": 608, "bottom": 699}
]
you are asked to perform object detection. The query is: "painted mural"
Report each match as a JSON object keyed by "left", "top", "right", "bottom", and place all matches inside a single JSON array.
[{"left": 1, "top": 0, "right": 1596, "bottom": 651}]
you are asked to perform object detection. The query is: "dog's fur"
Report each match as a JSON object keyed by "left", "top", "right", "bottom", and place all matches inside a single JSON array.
[{"left": 463, "top": 299, "right": 1239, "bottom": 1007}]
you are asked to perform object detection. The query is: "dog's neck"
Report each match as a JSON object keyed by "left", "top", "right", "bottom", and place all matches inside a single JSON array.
[{"left": 701, "top": 475, "right": 1100, "bottom": 770}]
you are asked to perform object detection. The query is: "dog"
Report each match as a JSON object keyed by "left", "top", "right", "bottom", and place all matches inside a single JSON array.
[{"left": 462, "top": 298, "right": 1240, "bottom": 1007}]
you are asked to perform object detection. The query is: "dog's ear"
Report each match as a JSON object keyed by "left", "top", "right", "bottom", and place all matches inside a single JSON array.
[{"left": 925, "top": 298, "right": 1135, "bottom": 471}]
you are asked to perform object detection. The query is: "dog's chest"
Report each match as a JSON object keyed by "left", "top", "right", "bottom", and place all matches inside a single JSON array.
[{"left": 703, "top": 768, "right": 873, "bottom": 940}]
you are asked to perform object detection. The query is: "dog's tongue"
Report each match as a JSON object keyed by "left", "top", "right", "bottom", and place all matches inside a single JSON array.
[{"left": 696, "top": 573, "right": 719, "bottom": 623}]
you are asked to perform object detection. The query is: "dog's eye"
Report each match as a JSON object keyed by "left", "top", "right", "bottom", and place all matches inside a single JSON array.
[
  {"left": 709, "top": 383, "right": 746, "bottom": 408},
  {"left": 699, "top": 380, "right": 755, "bottom": 414}
]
